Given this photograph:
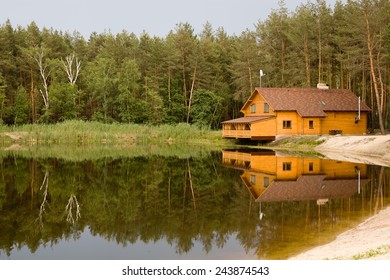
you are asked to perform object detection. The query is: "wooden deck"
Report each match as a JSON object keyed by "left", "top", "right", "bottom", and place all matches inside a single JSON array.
[
  {"left": 222, "top": 129, "right": 251, "bottom": 139},
  {"left": 222, "top": 129, "right": 275, "bottom": 141}
]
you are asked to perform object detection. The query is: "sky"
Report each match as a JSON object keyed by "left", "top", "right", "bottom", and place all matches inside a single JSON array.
[{"left": 1, "top": 0, "right": 342, "bottom": 38}]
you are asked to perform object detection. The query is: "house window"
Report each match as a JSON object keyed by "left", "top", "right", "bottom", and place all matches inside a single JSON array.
[
  {"left": 309, "top": 120, "right": 314, "bottom": 129},
  {"left": 309, "top": 162, "right": 314, "bottom": 171},
  {"left": 250, "top": 175, "right": 256, "bottom": 184},
  {"left": 283, "top": 120, "right": 292, "bottom": 129},
  {"left": 264, "top": 177, "right": 269, "bottom": 187},
  {"left": 264, "top": 103, "right": 269, "bottom": 113},
  {"left": 250, "top": 104, "right": 256, "bottom": 113},
  {"left": 283, "top": 162, "right": 292, "bottom": 171}
]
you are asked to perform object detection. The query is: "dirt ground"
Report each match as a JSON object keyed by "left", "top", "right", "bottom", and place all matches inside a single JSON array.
[{"left": 291, "top": 135, "right": 390, "bottom": 260}]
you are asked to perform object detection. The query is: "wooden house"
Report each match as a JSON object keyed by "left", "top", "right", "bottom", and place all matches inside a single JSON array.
[
  {"left": 222, "top": 149, "right": 368, "bottom": 204},
  {"left": 222, "top": 86, "right": 371, "bottom": 140}
]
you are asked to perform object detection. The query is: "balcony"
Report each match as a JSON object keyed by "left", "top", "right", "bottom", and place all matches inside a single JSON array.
[{"left": 222, "top": 129, "right": 251, "bottom": 139}]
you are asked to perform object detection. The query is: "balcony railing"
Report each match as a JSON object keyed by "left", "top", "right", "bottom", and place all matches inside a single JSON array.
[
  {"left": 222, "top": 129, "right": 251, "bottom": 138},
  {"left": 222, "top": 151, "right": 252, "bottom": 162}
]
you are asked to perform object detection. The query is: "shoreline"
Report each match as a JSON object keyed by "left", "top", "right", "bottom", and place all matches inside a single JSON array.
[
  {"left": 289, "top": 206, "right": 390, "bottom": 260},
  {"left": 315, "top": 134, "right": 390, "bottom": 167},
  {"left": 267, "top": 134, "right": 390, "bottom": 260},
  {"left": 293, "top": 134, "right": 390, "bottom": 260}
]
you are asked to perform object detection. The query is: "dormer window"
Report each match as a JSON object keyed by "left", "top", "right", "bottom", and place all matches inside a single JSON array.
[
  {"left": 250, "top": 175, "right": 256, "bottom": 184},
  {"left": 250, "top": 104, "right": 256, "bottom": 113},
  {"left": 264, "top": 103, "right": 269, "bottom": 113}
]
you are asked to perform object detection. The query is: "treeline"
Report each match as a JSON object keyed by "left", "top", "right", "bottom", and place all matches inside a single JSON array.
[{"left": 0, "top": 0, "right": 389, "bottom": 131}]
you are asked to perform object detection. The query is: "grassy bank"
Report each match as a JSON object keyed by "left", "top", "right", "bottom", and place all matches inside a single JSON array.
[
  {"left": 0, "top": 120, "right": 230, "bottom": 146},
  {"left": 0, "top": 142, "right": 222, "bottom": 161},
  {"left": 261, "top": 135, "right": 325, "bottom": 151}
]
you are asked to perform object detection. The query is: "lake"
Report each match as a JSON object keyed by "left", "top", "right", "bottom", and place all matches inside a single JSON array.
[{"left": 0, "top": 146, "right": 388, "bottom": 259}]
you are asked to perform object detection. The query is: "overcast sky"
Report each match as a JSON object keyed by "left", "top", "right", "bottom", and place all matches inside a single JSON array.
[{"left": 1, "top": 0, "right": 342, "bottom": 38}]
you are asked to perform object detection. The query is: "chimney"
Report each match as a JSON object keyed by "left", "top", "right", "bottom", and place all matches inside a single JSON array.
[{"left": 317, "top": 83, "right": 329, "bottom": 90}]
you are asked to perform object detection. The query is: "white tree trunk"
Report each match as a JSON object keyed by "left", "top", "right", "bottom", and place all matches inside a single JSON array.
[
  {"left": 35, "top": 49, "right": 50, "bottom": 109},
  {"left": 62, "top": 53, "right": 81, "bottom": 85}
]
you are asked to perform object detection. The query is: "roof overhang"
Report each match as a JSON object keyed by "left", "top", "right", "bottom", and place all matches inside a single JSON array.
[{"left": 222, "top": 116, "right": 275, "bottom": 124}]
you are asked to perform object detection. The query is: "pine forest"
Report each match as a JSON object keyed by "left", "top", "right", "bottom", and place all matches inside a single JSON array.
[{"left": 0, "top": 0, "right": 389, "bottom": 133}]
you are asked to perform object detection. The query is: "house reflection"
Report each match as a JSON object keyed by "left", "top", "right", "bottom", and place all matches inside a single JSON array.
[{"left": 222, "top": 149, "right": 368, "bottom": 205}]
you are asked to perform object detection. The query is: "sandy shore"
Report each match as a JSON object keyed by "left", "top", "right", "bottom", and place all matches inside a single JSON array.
[
  {"left": 315, "top": 134, "right": 390, "bottom": 166},
  {"left": 290, "top": 135, "right": 390, "bottom": 260},
  {"left": 290, "top": 206, "right": 390, "bottom": 260}
]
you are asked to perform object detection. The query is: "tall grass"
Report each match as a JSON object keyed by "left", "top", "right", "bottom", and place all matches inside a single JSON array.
[{"left": 0, "top": 120, "right": 228, "bottom": 146}]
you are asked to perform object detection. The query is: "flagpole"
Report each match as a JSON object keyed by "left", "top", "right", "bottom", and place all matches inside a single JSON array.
[
  {"left": 260, "top": 70, "right": 261, "bottom": 87},
  {"left": 260, "top": 70, "right": 265, "bottom": 87}
]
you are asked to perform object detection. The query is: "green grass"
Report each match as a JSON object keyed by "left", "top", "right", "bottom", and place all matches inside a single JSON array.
[
  {"left": 351, "top": 245, "right": 390, "bottom": 260},
  {"left": 324, "top": 244, "right": 390, "bottom": 260},
  {"left": 264, "top": 135, "right": 325, "bottom": 150},
  {"left": 0, "top": 120, "right": 230, "bottom": 146}
]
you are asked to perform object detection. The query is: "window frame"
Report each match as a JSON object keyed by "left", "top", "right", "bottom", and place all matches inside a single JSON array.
[
  {"left": 264, "top": 177, "right": 270, "bottom": 187},
  {"left": 283, "top": 120, "right": 292, "bottom": 129},
  {"left": 264, "top": 103, "right": 269, "bottom": 113},
  {"left": 250, "top": 103, "right": 256, "bottom": 113},
  {"left": 309, "top": 120, "right": 314, "bottom": 129},
  {"left": 282, "top": 162, "right": 292, "bottom": 171},
  {"left": 250, "top": 175, "right": 256, "bottom": 184}
]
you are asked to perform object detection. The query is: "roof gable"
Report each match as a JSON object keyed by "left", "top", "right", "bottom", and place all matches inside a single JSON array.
[{"left": 242, "top": 88, "right": 370, "bottom": 117}]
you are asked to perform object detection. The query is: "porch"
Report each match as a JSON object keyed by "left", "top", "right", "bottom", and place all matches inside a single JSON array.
[{"left": 221, "top": 116, "right": 276, "bottom": 141}]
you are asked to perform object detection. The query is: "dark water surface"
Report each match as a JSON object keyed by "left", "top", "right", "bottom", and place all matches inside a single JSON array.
[{"left": 0, "top": 147, "right": 388, "bottom": 259}]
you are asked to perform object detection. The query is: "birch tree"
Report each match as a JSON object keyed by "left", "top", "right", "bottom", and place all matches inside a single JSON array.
[
  {"left": 36, "top": 171, "right": 49, "bottom": 229},
  {"left": 62, "top": 52, "right": 81, "bottom": 85},
  {"left": 65, "top": 194, "right": 81, "bottom": 224},
  {"left": 34, "top": 48, "right": 50, "bottom": 110}
]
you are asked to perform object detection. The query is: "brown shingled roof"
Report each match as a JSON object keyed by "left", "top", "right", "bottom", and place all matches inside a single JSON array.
[
  {"left": 256, "top": 175, "right": 368, "bottom": 202},
  {"left": 242, "top": 88, "right": 370, "bottom": 117}
]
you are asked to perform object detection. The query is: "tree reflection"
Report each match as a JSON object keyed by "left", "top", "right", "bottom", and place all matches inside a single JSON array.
[
  {"left": 36, "top": 171, "right": 49, "bottom": 229},
  {"left": 0, "top": 153, "right": 389, "bottom": 259},
  {"left": 65, "top": 194, "right": 81, "bottom": 224}
]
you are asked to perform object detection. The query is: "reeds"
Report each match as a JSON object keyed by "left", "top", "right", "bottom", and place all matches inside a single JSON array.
[{"left": 0, "top": 120, "right": 227, "bottom": 146}]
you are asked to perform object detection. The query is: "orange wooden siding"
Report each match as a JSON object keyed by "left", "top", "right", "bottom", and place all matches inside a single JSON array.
[
  {"left": 240, "top": 93, "right": 275, "bottom": 116},
  {"left": 320, "top": 112, "right": 368, "bottom": 135},
  {"left": 250, "top": 118, "right": 277, "bottom": 138},
  {"left": 222, "top": 151, "right": 367, "bottom": 200},
  {"left": 241, "top": 172, "right": 276, "bottom": 199},
  {"left": 222, "top": 88, "right": 369, "bottom": 138}
]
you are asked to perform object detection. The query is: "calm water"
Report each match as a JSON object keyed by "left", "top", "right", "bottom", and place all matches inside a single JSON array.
[{"left": 0, "top": 147, "right": 389, "bottom": 260}]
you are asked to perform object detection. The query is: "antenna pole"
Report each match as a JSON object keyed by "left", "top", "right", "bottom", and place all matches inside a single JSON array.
[
  {"left": 358, "top": 96, "right": 361, "bottom": 120},
  {"left": 260, "top": 70, "right": 261, "bottom": 88},
  {"left": 260, "top": 70, "right": 264, "bottom": 88}
]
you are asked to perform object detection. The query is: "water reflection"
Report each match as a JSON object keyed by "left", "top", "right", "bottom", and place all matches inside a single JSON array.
[
  {"left": 0, "top": 149, "right": 388, "bottom": 259},
  {"left": 222, "top": 149, "right": 368, "bottom": 203},
  {"left": 222, "top": 149, "right": 389, "bottom": 258}
]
